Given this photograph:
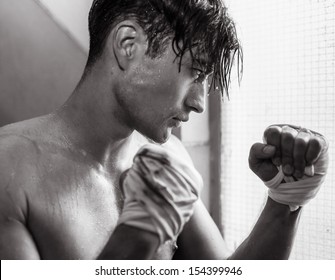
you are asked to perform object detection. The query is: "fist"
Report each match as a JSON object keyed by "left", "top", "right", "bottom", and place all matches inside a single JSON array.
[
  {"left": 118, "top": 144, "right": 202, "bottom": 243},
  {"left": 249, "top": 125, "right": 329, "bottom": 182}
]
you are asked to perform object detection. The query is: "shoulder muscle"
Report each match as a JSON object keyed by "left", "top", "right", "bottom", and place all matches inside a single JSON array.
[{"left": 0, "top": 135, "right": 41, "bottom": 259}]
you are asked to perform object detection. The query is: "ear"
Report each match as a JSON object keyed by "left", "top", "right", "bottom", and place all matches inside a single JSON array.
[{"left": 111, "top": 20, "right": 147, "bottom": 71}]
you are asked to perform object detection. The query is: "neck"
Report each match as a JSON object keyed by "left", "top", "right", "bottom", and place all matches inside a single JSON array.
[{"left": 54, "top": 66, "right": 134, "bottom": 167}]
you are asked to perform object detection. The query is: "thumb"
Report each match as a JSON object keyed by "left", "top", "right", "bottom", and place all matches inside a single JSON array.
[
  {"left": 249, "top": 143, "right": 278, "bottom": 182},
  {"left": 249, "top": 143, "right": 276, "bottom": 162}
]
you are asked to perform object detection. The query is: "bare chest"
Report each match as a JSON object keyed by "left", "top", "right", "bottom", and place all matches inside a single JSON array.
[{"left": 26, "top": 165, "right": 176, "bottom": 259}]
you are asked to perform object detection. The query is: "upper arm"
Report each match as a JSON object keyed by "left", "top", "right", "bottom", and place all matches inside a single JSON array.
[
  {"left": 164, "top": 136, "right": 230, "bottom": 259},
  {"left": 174, "top": 200, "right": 231, "bottom": 260},
  {"left": 0, "top": 139, "right": 40, "bottom": 259},
  {"left": 0, "top": 181, "right": 41, "bottom": 259},
  {"left": 0, "top": 216, "right": 40, "bottom": 259}
]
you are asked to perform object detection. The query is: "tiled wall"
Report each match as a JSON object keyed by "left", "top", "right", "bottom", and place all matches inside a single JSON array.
[{"left": 221, "top": 0, "right": 335, "bottom": 259}]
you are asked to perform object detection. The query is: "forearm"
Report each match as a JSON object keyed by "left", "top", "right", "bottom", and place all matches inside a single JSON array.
[
  {"left": 229, "top": 197, "right": 302, "bottom": 260},
  {"left": 98, "top": 224, "right": 160, "bottom": 260}
]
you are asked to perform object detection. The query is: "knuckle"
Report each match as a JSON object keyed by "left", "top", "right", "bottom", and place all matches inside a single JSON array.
[
  {"left": 264, "top": 126, "right": 281, "bottom": 142},
  {"left": 282, "top": 126, "right": 298, "bottom": 137},
  {"left": 298, "top": 131, "right": 311, "bottom": 139}
]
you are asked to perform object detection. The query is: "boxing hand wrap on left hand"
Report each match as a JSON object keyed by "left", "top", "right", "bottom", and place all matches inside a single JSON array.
[
  {"left": 117, "top": 144, "right": 203, "bottom": 244},
  {"left": 264, "top": 140, "right": 329, "bottom": 211}
]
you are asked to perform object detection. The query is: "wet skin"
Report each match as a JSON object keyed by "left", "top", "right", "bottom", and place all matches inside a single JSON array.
[
  {"left": 1, "top": 18, "right": 326, "bottom": 260},
  {"left": 0, "top": 25, "right": 211, "bottom": 259},
  {"left": 0, "top": 116, "right": 182, "bottom": 259}
]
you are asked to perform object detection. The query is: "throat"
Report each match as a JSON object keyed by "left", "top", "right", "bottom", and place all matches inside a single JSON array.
[{"left": 54, "top": 93, "right": 135, "bottom": 164}]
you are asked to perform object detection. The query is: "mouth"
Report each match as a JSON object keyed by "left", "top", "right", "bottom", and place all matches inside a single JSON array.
[
  {"left": 171, "top": 118, "right": 182, "bottom": 128},
  {"left": 171, "top": 115, "right": 189, "bottom": 128}
]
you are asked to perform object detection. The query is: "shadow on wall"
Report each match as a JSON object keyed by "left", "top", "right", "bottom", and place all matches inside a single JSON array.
[{"left": 0, "top": 0, "right": 87, "bottom": 127}]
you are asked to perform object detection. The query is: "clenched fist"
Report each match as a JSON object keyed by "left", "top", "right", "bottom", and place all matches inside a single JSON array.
[
  {"left": 118, "top": 144, "right": 203, "bottom": 244},
  {"left": 249, "top": 125, "right": 329, "bottom": 210}
]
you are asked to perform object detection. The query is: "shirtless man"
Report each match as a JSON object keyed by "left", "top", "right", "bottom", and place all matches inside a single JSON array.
[{"left": 0, "top": 0, "right": 329, "bottom": 260}]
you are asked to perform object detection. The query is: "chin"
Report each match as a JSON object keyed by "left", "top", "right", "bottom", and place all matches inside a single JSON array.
[{"left": 146, "top": 127, "right": 172, "bottom": 144}]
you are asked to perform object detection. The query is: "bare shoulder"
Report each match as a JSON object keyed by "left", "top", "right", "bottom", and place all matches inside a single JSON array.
[
  {"left": 0, "top": 121, "right": 48, "bottom": 259},
  {"left": 0, "top": 121, "right": 44, "bottom": 221},
  {"left": 0, "top": 121, "right": 42, "bottom": 170}
]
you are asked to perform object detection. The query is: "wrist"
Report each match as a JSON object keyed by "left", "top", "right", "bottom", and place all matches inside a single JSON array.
[{"left": 266, "top": 197, "right": 302, "bottom": 217}]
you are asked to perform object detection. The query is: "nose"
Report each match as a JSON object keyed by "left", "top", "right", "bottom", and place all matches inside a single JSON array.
[{"left": 184, "top": 83, "right": 206, "bottom": 114}]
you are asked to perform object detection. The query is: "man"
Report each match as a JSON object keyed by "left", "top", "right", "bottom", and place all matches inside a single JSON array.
[{"left": 0, "top": 0, "right": 328, "bottom": 259}]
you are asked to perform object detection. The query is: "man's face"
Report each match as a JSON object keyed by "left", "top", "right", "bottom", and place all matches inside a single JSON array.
[{"left": 115, "top": 43, "right": 209, "bottom": 143}]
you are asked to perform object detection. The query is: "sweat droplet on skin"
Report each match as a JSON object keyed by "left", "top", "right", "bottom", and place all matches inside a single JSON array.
[{"left": 80, "top": 149, "right": 87, "bottom": 157}]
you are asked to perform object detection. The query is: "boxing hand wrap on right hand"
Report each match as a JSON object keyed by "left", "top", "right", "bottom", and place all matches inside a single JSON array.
[
  {"left": 264, "top": 142, "right": 329, "bottom": 211},
  {"left": 118, "top": 144, "right": 203, "bottom": 244}
]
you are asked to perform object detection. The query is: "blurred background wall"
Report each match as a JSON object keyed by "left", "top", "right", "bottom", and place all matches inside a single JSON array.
[{"left": 0, "top": 0, "right": 88, "bottom": 126}]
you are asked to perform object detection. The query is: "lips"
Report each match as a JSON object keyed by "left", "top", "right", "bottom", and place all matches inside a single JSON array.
[
  {"left": 171, "top": 119, "right": 182, "bottom": 128},
  {"left": 170, "top": 115, "right": 188, "bottom": 128},
  {"left": 169, "top": 113, "right": 189, "bottom": 128},
  {"left": 174, "top": 115, "right": 189, "bottom": 123}
]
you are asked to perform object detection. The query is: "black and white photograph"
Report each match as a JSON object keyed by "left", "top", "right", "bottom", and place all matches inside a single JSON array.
[{"left": 0, "top": 0, "right": 334, "bottom": 275}]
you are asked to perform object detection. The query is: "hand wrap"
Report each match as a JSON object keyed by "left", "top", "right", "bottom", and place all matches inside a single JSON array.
[
  {"left": 264, "top": 138, "right": 329, "bottom": 211},
  {"left": 117, "top": 144, "right": 203, "bottom": 244}
]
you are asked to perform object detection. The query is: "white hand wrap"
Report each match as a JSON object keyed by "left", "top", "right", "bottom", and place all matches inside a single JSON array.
[
  {"left": 264, "top": 144, "right": 329, "bottom": 211},
  {"left": 118, "top": 144, "right": 203, "bottom": 244}
]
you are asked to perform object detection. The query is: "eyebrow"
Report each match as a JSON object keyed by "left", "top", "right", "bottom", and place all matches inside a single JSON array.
[
  {"left": 193, "top": 54, "right": 208, "bottom": 65},
  {"left": 177, "top": 49, "right": 214, "bottom": 75},
  {"left": 193, "top": 57, "right": 214, "bottom": 75}
]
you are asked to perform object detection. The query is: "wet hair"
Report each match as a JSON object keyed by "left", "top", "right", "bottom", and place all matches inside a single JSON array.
[{"left": 87, "top": 0, "right": 243, "bottom": 98}]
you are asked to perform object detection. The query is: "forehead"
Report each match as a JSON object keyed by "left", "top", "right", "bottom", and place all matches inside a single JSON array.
[
  {"left": 178, "top": 46, "right": 211, "bottom": 67},
  {"left": 160, "top": 41, "right": 213, "bottom": 72}
]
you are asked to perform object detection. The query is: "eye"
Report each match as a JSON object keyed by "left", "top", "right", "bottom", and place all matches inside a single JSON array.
[{"left": 192, "top": 68, "right": 208, "bottom": 84}]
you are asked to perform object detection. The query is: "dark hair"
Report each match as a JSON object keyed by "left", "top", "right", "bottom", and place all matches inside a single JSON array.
[{"left": 87, "top": 0, "right": 243, "bottom": 98}]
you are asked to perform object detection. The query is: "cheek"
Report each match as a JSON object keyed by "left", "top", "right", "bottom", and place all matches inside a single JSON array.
[
  {"left": 139, "top": 80, "right": 181, "bottom": 115},
  {"left": 118, "top": 63, "right": 187, "bottom": 119},
  {"left": 155, "top": 75, "right": 187, "bottom": 106}
]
